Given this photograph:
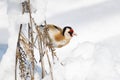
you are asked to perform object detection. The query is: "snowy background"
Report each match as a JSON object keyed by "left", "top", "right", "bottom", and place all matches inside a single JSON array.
[{"left": 0, "top": 0, "right": 120, "bottom": 80}]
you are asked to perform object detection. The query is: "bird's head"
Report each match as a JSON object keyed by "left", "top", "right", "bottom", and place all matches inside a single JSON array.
[{"left": 63, "top": 26, "right": 76, "bottom": 39}]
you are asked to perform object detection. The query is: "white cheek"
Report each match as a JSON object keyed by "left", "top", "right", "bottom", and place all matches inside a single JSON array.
[{"left": 65, "top": 32, "right": 71, "bottom": 38}]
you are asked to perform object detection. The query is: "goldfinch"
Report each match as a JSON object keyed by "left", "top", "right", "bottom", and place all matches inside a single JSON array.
[{"left": 46, "top": 24, "right": 76, "bottom": 48}]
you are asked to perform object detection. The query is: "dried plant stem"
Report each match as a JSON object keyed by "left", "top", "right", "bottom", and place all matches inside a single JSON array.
[
  {"left": 28, "top": 23, "right": 35, "bottom": 80},
  {"left": 46, "top": 52, "right": 54, "bottom": 80},
  {"left": 15, "top": 0, "right": 57, "bottom": 80},
  {"left": 15, "top": 24, "right": 22, "bottom": 80},
  {"left": 36, "top": 26, "right": 46, "bottom": 78},
  {"left": 44, "top": 21, "right": 54, "bottom": 80}
]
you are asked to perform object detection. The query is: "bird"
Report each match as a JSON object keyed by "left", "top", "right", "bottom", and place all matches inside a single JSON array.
[{"left": 46, "top": 24, "right": 76, "bottom": 48}]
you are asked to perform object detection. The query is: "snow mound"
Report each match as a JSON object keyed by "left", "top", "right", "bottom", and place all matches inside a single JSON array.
[{"left": 48, "top": 35, "right": 120, "bottom": 80}]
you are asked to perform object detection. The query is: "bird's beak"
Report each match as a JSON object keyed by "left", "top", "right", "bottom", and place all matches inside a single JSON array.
[{"left": 73, "top": 33, "right": 77, "bottom": 36}]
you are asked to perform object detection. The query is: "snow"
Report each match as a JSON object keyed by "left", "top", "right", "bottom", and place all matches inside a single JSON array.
[
  {"left": 46, "top": 0, "right": 107, "bottom": 17},
  {"left": 0, "top": 0, "right": 120, "bottom": 80},
  {"left": 51, "top": 35, "right": 120, "bottom": 80}
]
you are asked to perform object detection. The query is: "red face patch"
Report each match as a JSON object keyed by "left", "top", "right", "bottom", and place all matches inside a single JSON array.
[
  {"left": 70, "top": 29, "right": 74, "bottom": 33},
  {"left": 68, "top": 29, "right": 74, "bottom": 37}
]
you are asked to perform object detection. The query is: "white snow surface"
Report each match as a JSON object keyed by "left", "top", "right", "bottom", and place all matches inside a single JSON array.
[
  {"left": 55, "top": 38, "right": 120, "bottom": 80},
  {"left": 0, "top": 0, "right": 120, "bottom": 80}
]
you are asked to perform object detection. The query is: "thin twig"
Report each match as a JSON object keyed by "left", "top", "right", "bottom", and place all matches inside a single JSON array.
[{"left": 15, "top": 24, "right": 22, "bottom": 80}]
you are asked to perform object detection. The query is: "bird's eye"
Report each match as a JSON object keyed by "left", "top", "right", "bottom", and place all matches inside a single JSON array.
[{"left": 68, "top": 30, "right": 71, "bottom": 33}]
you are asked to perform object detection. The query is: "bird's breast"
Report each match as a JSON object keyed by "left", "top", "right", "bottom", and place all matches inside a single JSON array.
[{"left": 55, "top": 33, "right": 65, "bottom": 42}]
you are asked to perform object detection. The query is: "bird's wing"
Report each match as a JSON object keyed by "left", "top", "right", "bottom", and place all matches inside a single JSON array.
[{"left": 47, "top": 24, "right": 62, "bottom": 32}]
